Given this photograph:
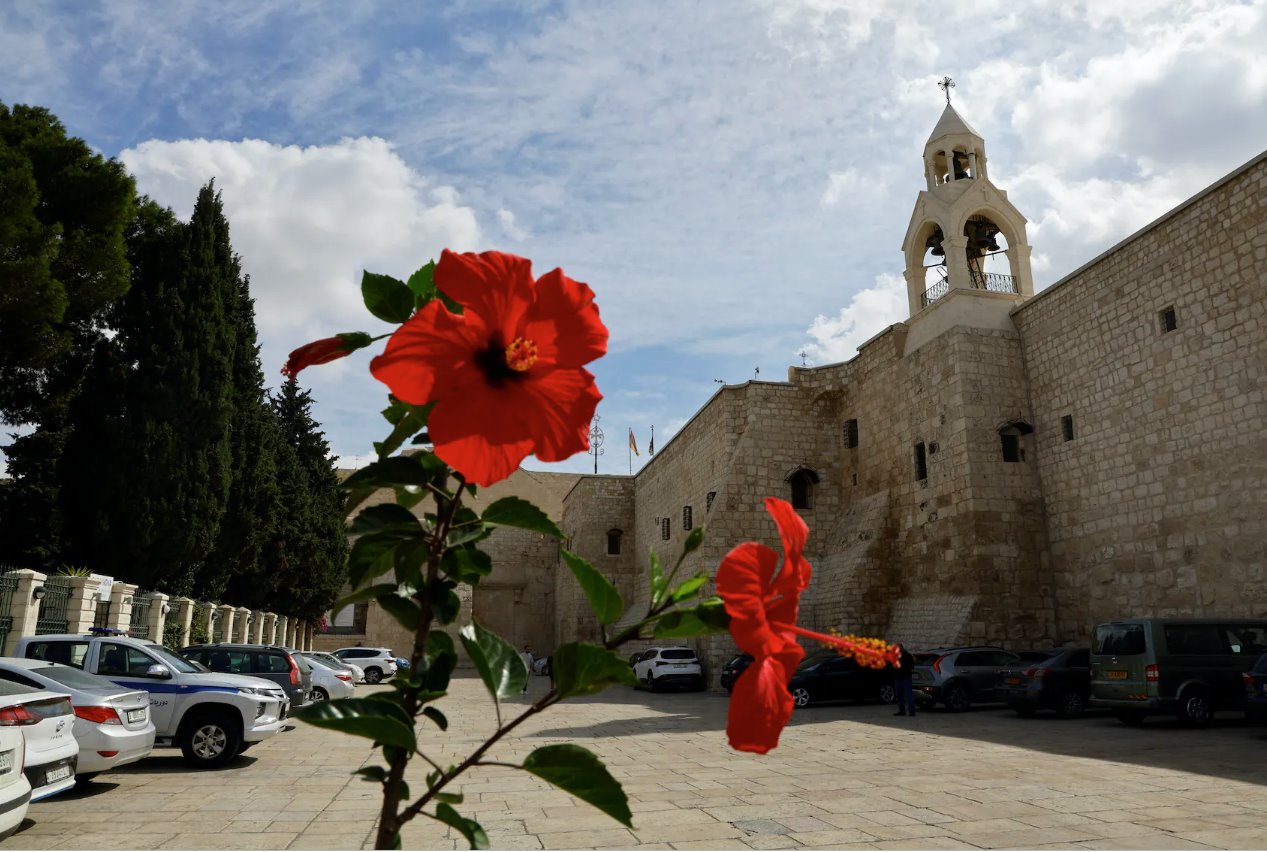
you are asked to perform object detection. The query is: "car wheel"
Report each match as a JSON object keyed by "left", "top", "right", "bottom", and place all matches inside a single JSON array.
[
  {"left": 364, "top": 667, "right": 383, "bottom": 684},
  {"left": 944, "top": 684, "right": 970, "bottom": 712},
  {"left": 645, "top": 672, "right": 657, "bottom": 692},
  {"left": 877, "top": 683, "right": 897, "bottom": 704},
  {"left": 310, "top": 687, "right": 329, "bottom": 702},
  {"left": 791, "top": 687, "right": 811, "bottom": 708},
  {"left": 180, "top": 712, "right": 242, "bottom": 768},
  {"left": 1114, "top": 710, "right": 1147, "bottom": 726},
  {"left": 1058, "top": 690, "right": 1085, "bottom": 719},
  {"left": 1177, "top": 689, "right": 1213, "bottom": 728}
]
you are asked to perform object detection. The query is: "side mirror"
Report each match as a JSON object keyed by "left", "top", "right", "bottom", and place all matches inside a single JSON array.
[{"left": 146, "top": 664, "right": 172, "bottom": 679}]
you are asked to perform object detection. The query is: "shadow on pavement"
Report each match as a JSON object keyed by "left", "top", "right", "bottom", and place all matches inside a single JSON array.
[{"left": 111, "top": 753, "right": 260, "bottom": 774}]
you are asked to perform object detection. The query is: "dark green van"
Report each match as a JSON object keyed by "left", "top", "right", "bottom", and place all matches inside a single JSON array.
[{"left": 1090, "top": 618, "right": 1267, "bottom": 727}]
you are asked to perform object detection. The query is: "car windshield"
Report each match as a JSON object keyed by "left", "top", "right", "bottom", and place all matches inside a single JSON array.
[
  {"left": 309, "top": 653, "right": 345, "bottom": 667},
  {"left": 661, "top": 650, "right": 696, "bottom": 660},
  {"left": 1093, "top": 624, "right": 1146, "bottom": 655},
  {"left": 304, "top": 657, "right": 335, "bottom": 672},
  {"left": 145, "top": 644, "right": 200, "bottom": 674},
  {"left": 31, "top": 664, "right": 120, "bottom": 690},
  {"left": 913, "top": 653, "right": 940, "bottom": 665}
]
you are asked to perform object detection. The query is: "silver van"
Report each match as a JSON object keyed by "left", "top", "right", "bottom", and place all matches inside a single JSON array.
[{"left": 1090, "top": 618, "right": 1267, "bottom": 727}]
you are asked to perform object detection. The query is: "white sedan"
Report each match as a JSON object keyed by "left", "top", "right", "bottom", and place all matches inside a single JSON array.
[
  {"left": 302, "top": 657, "right": 355, "bottom": 702},
  {"left": 0, "top": 726, "right": 31, "bottom": 839},
  {"left": 301, "top": 651, "right": 364, "bottom": 684},
  {"left": 0, "top": 658, "right": 155, "bottom": 780},
  {"left": 0, "top": 681, "right": 77, "bottom": 801}
]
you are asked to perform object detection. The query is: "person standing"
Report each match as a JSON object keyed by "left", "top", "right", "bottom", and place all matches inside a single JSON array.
[
  {"left": 519, "top": 645, "right": 535, "bottom": 694},
  {"left": 893, "top": 642, "right": 916, "bottom": 717}
]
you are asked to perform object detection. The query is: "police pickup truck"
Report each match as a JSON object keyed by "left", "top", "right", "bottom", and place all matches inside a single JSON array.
[{"left": 14, "top": 632, "right": 287, "bottom": 768}]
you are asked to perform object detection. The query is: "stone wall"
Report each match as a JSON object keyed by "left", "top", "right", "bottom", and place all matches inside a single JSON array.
[
  {"left": 1012, "top": 150, "right": 1267, "bottom": 639},
  {"left": 556, "top": 476, "right": 636, "bottom": 648}
]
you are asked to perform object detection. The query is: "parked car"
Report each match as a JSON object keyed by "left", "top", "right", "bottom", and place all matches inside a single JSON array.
[
  {"left": 1090, "top": 618, "right": 1267, "bottom": 727},
  {"left": 720, "top": 654, "right": 754, "bottom": 694},
  {"left": 300, "top": 651, "right": 364, "bottom": 684},
  {"left": 1244, "top": 652, "right": 1267, "bottom": 721},
  {"left": 0, "top": 681, "right": 76, "bottom": 801},
  {"left": 181, "top": 643, "right": 312, "bottom": 709},
  {"left": 332, "top": 648, "right": 398, "bottom": 684},
  {"left": 912, "top": 646, "right": 1021, "bottom": 711},
  {"left": 632, "top": 647, "right": 704, "bottom": 691},
  {"left": 0, "top": 725, "right": 31, "bottom": 839},
  {"left": 788, "top": 650, "right": 896, "bottom": 708},
  {"left": 15, "top": 633, "right": 287, "bottom": 768},
  {"left": 302, "top": 656, "right": 355, "bottom": 702},
  {"left": 0, "top": 658, "right": 156, "bottom": 780},
  {"left": 996, "top": 648, "right": 1092, "bottom": 718}
]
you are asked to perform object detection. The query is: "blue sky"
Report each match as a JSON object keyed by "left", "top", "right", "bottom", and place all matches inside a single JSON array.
[{"left": 3, "top": 0, "right": 1266, "bottom": 475}]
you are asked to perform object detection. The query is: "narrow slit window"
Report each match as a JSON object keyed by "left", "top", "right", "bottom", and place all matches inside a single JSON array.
[
  {"left": 682, "top": 506, "right": 693, "bottom": 531},
  {"left": 914, "top": 443, "right": 928, "bottom": 481},
  {"left": 787, "top": 468, "right": 819, "bottom": 509},
  {"left": 1061, "top": 415, "right": 1075, "bottom": 442},
  {"left": 706, "top": 491, "right": 716, "bottom": 512},
  {"left": 1001, "top": 433, "right": 1021, "bottom": 462},
  {"left": 844, "top": 419, "right": 859, "bottom": 448},
  {"left": 1160, "top": 306, "right": 1177, "bottom": 333},
  {"left": 660, "top": 517, "right": 670, "bottom": 541},
  {"left": 606, "top": 529, "right": 622, "bottom": 556}
]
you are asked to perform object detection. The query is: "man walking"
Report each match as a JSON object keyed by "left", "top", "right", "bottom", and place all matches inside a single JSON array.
[
  {"left": 893, "top": 642, "right": 916, "bottom": 717},
  {"left": 519, "top": 644, "right": 535, "bottom": 694}
]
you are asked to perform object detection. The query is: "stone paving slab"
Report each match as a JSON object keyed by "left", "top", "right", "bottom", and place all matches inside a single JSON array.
[{"left": 6, "top": 675, "right": 1267, "bottom": 849}]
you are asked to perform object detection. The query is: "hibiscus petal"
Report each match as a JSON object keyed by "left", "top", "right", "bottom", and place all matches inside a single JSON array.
[
  {"left": 436, "top": 250, "right": 535, "bottom": 343},
  {"left": 727, "top": 655, "right": 796, "bottom": 755},
  {"left": 716, "top": 541, "right": 786, "bottom": 659},
  {"left": 427, "top": 377, "right": 536, "bottom": 486},
  {"left": 521, "top": 268, "right": 608, "bottom": 368},
  {"left": 510, "top": 367, "right": 602, "bottom": 463},
  {"left": 369, "top": 302, "right": 486, "bottom": 405}
]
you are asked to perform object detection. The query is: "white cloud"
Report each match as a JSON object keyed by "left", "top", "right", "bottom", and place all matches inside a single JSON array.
[
  {"left": 119, "top": 136, "right": 482, "bottom": 381},
  {"left": 803, "top": 273, "right": 907, "bottom": 365}
]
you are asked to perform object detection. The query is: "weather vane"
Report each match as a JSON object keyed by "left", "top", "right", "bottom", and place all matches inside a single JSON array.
[
  {"left": 798, "top": 350, "right": 808, "bottom": 367},
  {"left": 588, "top": 415, "right": 604, "bottom": 474},
  {"left": 938, "top": 76, "right": 955, "bottom": 105}
]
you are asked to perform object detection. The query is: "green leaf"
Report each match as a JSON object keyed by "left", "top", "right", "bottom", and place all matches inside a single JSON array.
[
  {"left": 362, "top": 270, "right": 415, "bottom": 323},
  {"left": 295, "top": 698, "right": 417, "bottom": 752},
  {"left": 347, "top": 534, "right": 402, "bottom": 588},
  {"left": 682, "top": 525, "right": 706, "bottom": 554},
  {"left": 522, "top": 744, "right": 632, "bottom": 828},
  {"left": 668, "top": 573, "right": 708, "bottom": 604},
  {"left": 427, "top": 630, "right": 456, "bottom": 658},
  {"left": 334, "top": 583, "right": 399, "bottom": 609},
  {"left": 434, "top": 791, "right": 463, "bottom": 805},
  {"left": 377, "top": 593, "right": 422, "bottom": 631},
  {"left": 441, "top": 547, "right": 492, "bottom": 585},
  {"left": 560, "top": 550, "right": 624, "bottom": 625},
  {"left": 422, "top": 706, "right": 448, "bottom": 731},
  {"left": 374, "top": 402, "right": 434, "bottom": 458},
  {"left": 482, "top": 496, "right": 564, "bottom": 539},
  {"left": 651, "top": 598, "right": 730, "bottom": 639},
  {"left": 350, "top": 504, "right": 423, "bottom": 538},
  {"left": 406, "top": 260, "right": 436, "bottom": 304},
  {"left": 551, "top": 642, "right": 637, "bottom": 698},
  {"left": 459, "top": 620, "right": 527, "bottom": 699},
  {"left": 354, "top": 765, "right": 387, "bottom": 783},
  {"left": 341, "top": 454, "right": 438, "bottom": 491},
  {"left": 649, "top": 552, "right": 666, "bottom": 608},
  {"left": 433, "top": 803, "right": 488, "bottom": 850},
  {"left": 428, "top": 579, "right": 462, "bottom": 624}
]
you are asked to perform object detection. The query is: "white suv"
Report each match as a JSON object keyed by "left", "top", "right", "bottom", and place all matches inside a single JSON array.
[
  {"left": 333, "top": 647, "right": 397, "bottom": 684},
  {"left": 14, "top": 633, "right": 286, "bottom": 768},
  {"left": 632, "top": 647, "right": 705, "bottom": 692}
]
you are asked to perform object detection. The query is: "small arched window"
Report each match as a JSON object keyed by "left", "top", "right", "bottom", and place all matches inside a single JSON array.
[
  {"left": 606, "top": 529, "right": 622, "bottom": 556},
  {"left": 998, "top": 420, "right": 1034, "bottom": 463},
  {"left": 786, "top": 466, "right": 820, "bottom": 510}
]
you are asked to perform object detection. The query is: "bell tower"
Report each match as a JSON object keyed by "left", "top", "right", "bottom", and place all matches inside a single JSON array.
[{"left": 900, "top": 79, "right": 1035, "bottom": 334}]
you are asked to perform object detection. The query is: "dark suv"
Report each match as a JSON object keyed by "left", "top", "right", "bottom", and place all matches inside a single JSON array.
[
  {"left": 182, "top": 643, "right": 311, "bottom": 708},
  {"left": 996, "top": 648, "right": 1092, "bottom": 718},
  {"left": 912, "top": 646, "right": 1020, "bottom": 711}
]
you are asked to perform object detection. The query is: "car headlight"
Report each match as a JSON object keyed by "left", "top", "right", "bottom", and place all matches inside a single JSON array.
[{"left": 238, "top": 687, "right": 279, "bottom": 699}]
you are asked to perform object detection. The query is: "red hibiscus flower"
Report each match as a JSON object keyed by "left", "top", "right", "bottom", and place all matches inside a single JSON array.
[
  {"left": 370, "top": 250, "right": 607, "bottom": 487},
  {"left": 282, "top": 332, "right": 373, "bottom": 379},
  {"left": 716, "top": 498, "right": 899, "bottom": 754}
]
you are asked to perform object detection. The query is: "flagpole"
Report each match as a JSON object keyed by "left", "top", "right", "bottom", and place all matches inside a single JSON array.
[{"left": 628, "top": 430, "right": 632, "bottom": 475}]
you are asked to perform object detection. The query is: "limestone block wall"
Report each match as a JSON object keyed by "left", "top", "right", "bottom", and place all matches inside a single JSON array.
[
  {"left": 1013, "top": 151, "right": 1267, "bottom": 639},
  {"left": 556, "top": 476, "right": 636, "bottom": 647}
]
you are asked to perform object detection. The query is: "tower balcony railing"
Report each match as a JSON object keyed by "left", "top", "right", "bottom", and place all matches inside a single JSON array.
[{"left": 921, "top": 271, "right": 1018, "bottom": 308}]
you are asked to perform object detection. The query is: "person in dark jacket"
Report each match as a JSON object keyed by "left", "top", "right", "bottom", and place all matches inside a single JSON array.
[{"left": 893, "top": 643, "right": 916, "bottom": 717}]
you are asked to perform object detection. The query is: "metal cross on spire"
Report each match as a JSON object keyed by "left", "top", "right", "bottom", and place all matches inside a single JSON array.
[{"left": 938, "top": 76, "right": 955, "bottom": 105}]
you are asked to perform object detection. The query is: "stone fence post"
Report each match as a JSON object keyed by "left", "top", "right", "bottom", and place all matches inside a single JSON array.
[
  {"left": 65, "top": 576, "right": 103, "bottom": 635},
  {"left": 276, "top": 616, "right": 288, "bottom": 648},
  {"left": 170, "top": 597, "right": 195, "bottom": 647},
  {"left": 263, "top": 613, "right": 278, "bottom": 645},
  {"left": 251, "top": 611, "right": 265, "bottom": 644},
  {"left": 5, "top": 570, "right": 47, "bottom": 654},
  {"left": 235, "top": 607, "right": 252, "bottom": 643},
  {"left": 216, "top": 604, "right": 236, "bottom": 642},
  {"left": 107, "top": 582, "right": 138, "bottom": 632},
  {"left": 303, "top": 623, "right": 314, "bottom": 651},
  {"left": 146, "top": 593, "right": 169, "bottom": 644}
]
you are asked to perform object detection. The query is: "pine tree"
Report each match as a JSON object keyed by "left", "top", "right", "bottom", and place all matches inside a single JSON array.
[{"left": 262, "top": 379, "right": 348, "bottom": 618}]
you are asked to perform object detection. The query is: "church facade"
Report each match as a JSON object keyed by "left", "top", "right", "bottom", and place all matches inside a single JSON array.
[{"left": 324, "top": 106, "right": 1267, "bottom": 684}]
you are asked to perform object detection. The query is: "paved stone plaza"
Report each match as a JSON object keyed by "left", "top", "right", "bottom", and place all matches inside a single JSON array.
[{"left": 10, "top": 675, "right": 1267, "bottom": 850}]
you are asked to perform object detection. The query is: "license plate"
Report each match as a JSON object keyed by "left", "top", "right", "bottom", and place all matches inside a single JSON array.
[
  {"left": 1005, "top": 677, "right": 1020, "bottom": 685},
  {"left": 1107, "top": 670, "right": 1129, "bottom": 680},
  {"left": 127, "top": 708, "right": 146, "bottom": 723},
  {"left": 0, "top": 751, "right": 11, "bottom": 772},
  {"left": 45, "top": 765, "right": 72, "bottom": 784}
]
